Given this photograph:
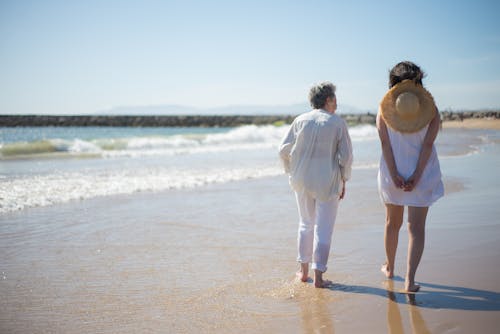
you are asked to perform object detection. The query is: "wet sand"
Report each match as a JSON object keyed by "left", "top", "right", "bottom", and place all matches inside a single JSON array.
[{"left": 1, "top": 128, "right": 500, "bottom": 333}]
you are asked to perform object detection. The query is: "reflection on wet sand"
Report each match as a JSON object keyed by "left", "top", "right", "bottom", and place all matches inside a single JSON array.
[
  {"left": 300, "top": 289, "right": 334, "bottom": 333},
  {"left": 298, "top": 287, "right": 335, "bottom": 334},
  {"left": 386, "top": 280, "right": 431, "bottom": 334},
  {"left": 283, "top": 278, "right": 335, "bottom": 334}
]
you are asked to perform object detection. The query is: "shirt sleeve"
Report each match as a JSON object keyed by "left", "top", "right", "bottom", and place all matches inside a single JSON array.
[
  {"left": 278, "top": 122, "right": 296, "bottom": 173},
  {"left": 337, "top": 120, "right": 353, "bottom": 181}
]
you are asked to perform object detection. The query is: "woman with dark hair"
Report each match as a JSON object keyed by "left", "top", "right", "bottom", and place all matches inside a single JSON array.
[
  {"left": 377, "top": 61, "right": 444, "bottom": 292},
  {"left": 279, "top": 82, "right": 353, "bottom": 288}
]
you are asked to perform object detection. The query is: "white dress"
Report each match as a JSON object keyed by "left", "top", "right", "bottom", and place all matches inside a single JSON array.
[{"left": 378, "top": 125, "right": 444, "bottom": 207}]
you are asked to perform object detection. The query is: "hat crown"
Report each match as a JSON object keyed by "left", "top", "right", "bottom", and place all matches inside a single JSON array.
[{"left": 395, "top": 92, "right": 420, "bottom": 120}]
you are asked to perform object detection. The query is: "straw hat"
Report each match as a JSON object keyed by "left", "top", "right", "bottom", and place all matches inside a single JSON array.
[{"left": 379, "top": 80, "right": 437, "bottom": 133}]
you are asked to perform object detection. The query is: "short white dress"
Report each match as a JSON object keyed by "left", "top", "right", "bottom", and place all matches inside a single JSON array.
[{"left": 378, "top": 125, "right": 444, "bottom": 207}]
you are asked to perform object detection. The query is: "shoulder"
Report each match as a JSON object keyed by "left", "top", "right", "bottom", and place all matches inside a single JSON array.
[
  {"left": 295, "top": 109, "right": 317, "bottom": 121},
  {"left": 376, "top": 112, "right": 384, "bottom": 129},
  {"left": 327, "top": 113, "right": 348, "bottom": 128},
  {"left": 292, "top": 110, "right": 317, "bottom": 127}
]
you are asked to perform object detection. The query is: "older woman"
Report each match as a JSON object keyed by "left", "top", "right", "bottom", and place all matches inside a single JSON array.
[
  {"left": 377, "top": 61, "right": 444, "bottom": 292},
  {"left": 279, "top": 82, "right": 353, "bottom": 288}
]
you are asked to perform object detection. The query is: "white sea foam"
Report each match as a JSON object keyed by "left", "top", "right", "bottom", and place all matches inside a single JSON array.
[
  {"left": 0, "top": 124, "right": 385, "bottom": 213},
  {"left": 69, "top": 139, "right": 103, "bottom": 153},
  {"left": 0, "top": 165, "right": 283, "bottom": 213},
  {"left": 348, "top": 124, "right": 378, "bottom": 141},
  {"left": 0, "top": 125, "right": 292, "bottom": 159},
  {"left": 0, "top": 124, "right": 380, "bottom": 159}
]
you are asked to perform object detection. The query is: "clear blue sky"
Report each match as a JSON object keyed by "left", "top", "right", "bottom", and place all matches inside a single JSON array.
[{"left": 1, "top": 0, "right": 499, "bottom": 114}]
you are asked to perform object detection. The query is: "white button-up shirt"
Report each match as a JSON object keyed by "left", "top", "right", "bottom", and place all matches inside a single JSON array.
[{"left": 279, "top": 109, "right": 353, "bottom": 201}]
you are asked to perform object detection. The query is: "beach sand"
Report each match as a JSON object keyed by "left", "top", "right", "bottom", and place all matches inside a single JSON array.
[
  {"left": 1, "top": 127, "right": 500, "bottom": 333},
  {"left": 443, "top": 117, "right": 500, "bottom": 130}
]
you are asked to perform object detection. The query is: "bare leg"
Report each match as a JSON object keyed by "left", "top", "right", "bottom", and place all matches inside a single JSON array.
[
  {"left": 314, "top": 269, "right": 332, "bottom": 288},
  {"left": 405, "top": 206, "right": 428, "bottom": 292},
  {"left": 296, "top": 262, "right": 309, "bottom": 282},
  {"left": 382, "top": 204, "right": 404, "bottom": 278}
]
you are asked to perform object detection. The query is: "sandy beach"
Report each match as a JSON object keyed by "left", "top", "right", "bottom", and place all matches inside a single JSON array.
[
  {"left": 1, "top": 124, "right": 500, "bottom": 333},
  {"left": 442, "top": 117, "right": 500, "bottom": 130}
]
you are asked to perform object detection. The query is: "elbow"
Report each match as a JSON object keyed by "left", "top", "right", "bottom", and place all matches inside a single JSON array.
[
  {"left": 339, "top": 154, "right": 353, "bottom": 171},
  {"left": 340, "top": 166, "right": 352, "bottom": 182},
  {"left": 422, "top": 141, "right": 434, "bottom": 151},
  {"left": 379, "top": 138, "right": 390, "bottom": 148},
  {"left": 278, "top": 146, "right": 287, "bottom": 159},
  {"left": 278, "top": 149, "right": 289, "bottom": 161},
  {"left": 343, "top": 155, "right": 353, "bottom": 168}
]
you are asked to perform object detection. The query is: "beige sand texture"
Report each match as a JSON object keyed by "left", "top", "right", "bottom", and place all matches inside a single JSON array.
[
  {"left": 442, "top": 118, "right": 500, "bottom": 129},
  {"left": 1, "top": 126, "right": 499, "bottom": 333}
]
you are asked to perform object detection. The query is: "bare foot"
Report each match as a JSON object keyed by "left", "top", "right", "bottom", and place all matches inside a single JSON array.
[
  {"left": 313, "top": 269, "right": 332, "bottom": 288},
  {"left": 381, "top": 262, "right": 394, "bottom": 279},
  {"left": 405, "top": 282, "right": 420, "bottom": 293},
  {"left": 296, "top": 270, "right": 308, "bottom": 282},
  {"left": 314, "top": 278, "right": 333, "bottom": 288},
  {"left": 296, "top": 263, "right": 309, "bottom": 282}
]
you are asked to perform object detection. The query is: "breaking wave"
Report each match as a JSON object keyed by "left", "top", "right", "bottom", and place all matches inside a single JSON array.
[{"left": 1, "top": 124, "right": 378, "bottom": 159}]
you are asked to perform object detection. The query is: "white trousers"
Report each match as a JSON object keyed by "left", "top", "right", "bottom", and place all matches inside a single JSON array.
[{"left": 295, "top": 190, "right": 339, "bottom": 273}]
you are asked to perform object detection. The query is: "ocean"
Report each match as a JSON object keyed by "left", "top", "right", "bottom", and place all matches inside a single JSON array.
[{"left": 0, "top": 123, "right": 383, "bottom": 214}]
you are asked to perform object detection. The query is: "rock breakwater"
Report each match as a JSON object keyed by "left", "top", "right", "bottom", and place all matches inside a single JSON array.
[
  {"left": 440, "top": 110, "right": 500, "bottom": 121},
  {"left": 0, "top": 115, "right": 296, "bottom": 127},
  {"left": 0, "top": 111, "right": 498, "bottom": 127}
]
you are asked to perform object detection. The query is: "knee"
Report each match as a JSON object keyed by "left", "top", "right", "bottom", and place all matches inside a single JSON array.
[
  {"left": 408, "top": 221, "right": 425, "bottom": 236},
  {"left": 299, "top": 220, "right": 314, "bottom": 232},
  {"left": 385, "top": 219, "right": 402, "bottom": 232}
]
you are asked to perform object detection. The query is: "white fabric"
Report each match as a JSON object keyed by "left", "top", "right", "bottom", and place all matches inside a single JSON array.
[
  {"left": 279, "top": 109, "right": 353, "bottom": 201},
  {"left": 295, "top": 189, "right": 339, "bottom": 273},
  {"left": 378, "top": 124, "right": 444, "bottom": 207}
]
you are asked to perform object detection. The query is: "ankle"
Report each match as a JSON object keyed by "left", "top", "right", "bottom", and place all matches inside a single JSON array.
[{"left": 314, "top": 269, "right": 323, "bottom": 279}]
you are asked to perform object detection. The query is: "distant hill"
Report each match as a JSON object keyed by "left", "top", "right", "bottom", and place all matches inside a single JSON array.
[{"left": 97, "top": 103, "right": 373, "bottom": 116}]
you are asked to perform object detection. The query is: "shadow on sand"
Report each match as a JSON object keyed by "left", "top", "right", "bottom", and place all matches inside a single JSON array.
[{"left": 329, "top": 278, "right": 500, "bottom": 311}]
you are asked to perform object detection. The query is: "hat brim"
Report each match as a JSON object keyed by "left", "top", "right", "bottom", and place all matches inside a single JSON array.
[{"left": 379, "top": 80, "right": 437, "bottom": 133}]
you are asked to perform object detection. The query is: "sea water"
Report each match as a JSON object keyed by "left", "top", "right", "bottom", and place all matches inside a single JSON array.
[{"left": 0, "top": 124, "right": 491, "bottom": 214}]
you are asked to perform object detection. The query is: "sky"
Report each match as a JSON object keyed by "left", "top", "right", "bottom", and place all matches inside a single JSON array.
[{"left": 1, "top": 0, "right": 500, "bottom": 115}]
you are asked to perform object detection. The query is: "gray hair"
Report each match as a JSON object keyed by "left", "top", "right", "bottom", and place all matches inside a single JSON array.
[{"left": 308, "top": 82, "right": 336, "bottom": 109}]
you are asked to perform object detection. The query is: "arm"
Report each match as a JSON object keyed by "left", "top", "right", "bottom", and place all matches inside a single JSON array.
[
  {"left": 278, "top": 122, "right": 296, "bottom": 173},
  {"left": 377, "top": 112, "right": 405, "bottom": 189},
  {"left": 404, "top": 108, "right": 440, "bottom": 191},
  {"left": 338, "top": 120, "right": 353, "bottom": 182},
  {"left": 338, "top": 120, "right": 353, "bottom": 199}
]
